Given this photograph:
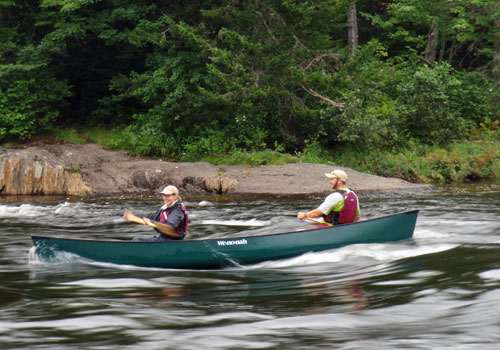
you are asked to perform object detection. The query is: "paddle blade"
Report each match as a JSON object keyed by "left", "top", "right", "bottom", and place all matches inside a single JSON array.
[{"left": 149, "top": 221, "right": 179, "bottom": 237}]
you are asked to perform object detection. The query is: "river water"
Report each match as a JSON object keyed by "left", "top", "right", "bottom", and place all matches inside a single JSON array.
[{"left": 1, "top": 184, "right": 500, "bottom": 349}]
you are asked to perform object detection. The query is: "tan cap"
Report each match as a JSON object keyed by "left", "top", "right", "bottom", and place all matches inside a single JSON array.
[
  {"left": 324, "top": 169, "right": 348, "bottom": 182},
  {"left": 160, "top": 185, "right": 179, "bottom": 195}
]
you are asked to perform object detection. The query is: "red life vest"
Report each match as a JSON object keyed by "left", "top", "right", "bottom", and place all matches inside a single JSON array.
[
  {"left": 322, "top": 189, "right": 358, "bottom": 225},
  {"left": 160, "top": 202, "right": 188, "bottom": 237},
  {"left": 338, "top": 190, "right": 358, "bottom": 224}
]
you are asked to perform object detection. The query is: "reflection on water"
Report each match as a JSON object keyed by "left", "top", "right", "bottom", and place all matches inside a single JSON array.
[{"left": 0, "top": 188, "right": 499, "bottom": 349}]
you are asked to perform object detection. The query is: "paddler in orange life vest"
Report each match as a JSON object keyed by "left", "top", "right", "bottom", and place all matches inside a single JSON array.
[
  {"left": 130, "top": 185, "right": 188, "bottom": 242},
  {"left": 297, "top": 169, "right": 360, "bottom": 225}
]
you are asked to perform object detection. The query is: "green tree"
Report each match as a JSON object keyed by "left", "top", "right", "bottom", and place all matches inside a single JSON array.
[
  {"left": 365, "top": 0, "right": 500, "bottom": 69},
  {"left": 396, "top": 64, "right": 469, "bottom": 145},
  {"left": 0, "top": 0, "right": 71, "bottom": 139},
  {"left": 108, "top": 0, "right": 357, "bottom": 156}
]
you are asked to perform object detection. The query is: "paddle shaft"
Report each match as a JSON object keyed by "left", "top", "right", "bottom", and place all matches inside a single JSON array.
[
  {"left": 123, "top": 210, "right": 181, "bottom": 238},
  {"left": 305, "top": 217, "right": 326, "bottom": 225}
]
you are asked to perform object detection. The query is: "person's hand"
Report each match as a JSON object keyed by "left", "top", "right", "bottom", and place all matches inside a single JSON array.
[
  {"left": 123, "top": 210, "right": 131, "bottom": 220},
  {"left": 297, "top": 212, "right": 305, "bottom": 220},
  {"left": 142, "top": 217, "right": 152, "bottom": 225}
]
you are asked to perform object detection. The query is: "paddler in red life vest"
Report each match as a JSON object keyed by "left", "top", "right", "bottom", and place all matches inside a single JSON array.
[
  {"left": 126, "top": 185, "right": 188, "bottom": 242},
  {"left": 297, "top": 169, "right": 360, "bottom": 226}
]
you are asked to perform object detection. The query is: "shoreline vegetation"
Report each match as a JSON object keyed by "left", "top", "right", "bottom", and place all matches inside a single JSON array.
[
  {"left": 1, "top": 1, "right": 499, "bottom": 186},
  {"left": 44, "top": 124, "right": 500, "bottom": 185}
]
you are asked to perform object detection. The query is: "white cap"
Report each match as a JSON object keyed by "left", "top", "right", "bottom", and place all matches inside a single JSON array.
[
  {"left": 324, "top": 169, "right": 348, "bottom": 182},
  {"left": 159, "top": 185, "right": 179, "bottom": 195}
]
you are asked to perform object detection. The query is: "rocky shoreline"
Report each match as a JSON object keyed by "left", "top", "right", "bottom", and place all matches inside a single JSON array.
[{"left": 0, "top": 142, "right": 431, "bottom": 197}]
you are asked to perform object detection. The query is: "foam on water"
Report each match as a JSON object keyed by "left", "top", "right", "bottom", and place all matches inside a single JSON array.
[
  {"left": 479, "top": 269, "right": 500, "bottom": 280},
  {"left": 29, "top": 246, "right": 89, "bottom": 265},
  {"left": 27, "top": 246, "right": 41, "bottom": 265},
  {"left": 62, "top": 278, "right": 162, "bottom": 288},
  {"left": 0, "top": 201, "right": 83, "bottom": 218},
  {"left": 54, "top": 201, "right": 82, "bottom": 215},
  {"left": 414, "top": 229, "right": 452, "bottom": 239},
  {"left": 85, "top": 260, "right": 175, "bottom": 272},
  {"left": 0, "top": 203, "right": 50, "bottom": 218},
  {"left": 250, "top": 242, "right": 458, "bottom": 269},
  {"left": 0, "top": 315, "right": 138, "bottom": 332}
]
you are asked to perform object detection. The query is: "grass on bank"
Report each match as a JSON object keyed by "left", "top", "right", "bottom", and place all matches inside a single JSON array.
[
  {"left": 48, "top": 126, "right": 500, "bottom": 184},
  {"left": 334, "top": 138, "right": 500, "bottom": 184}
]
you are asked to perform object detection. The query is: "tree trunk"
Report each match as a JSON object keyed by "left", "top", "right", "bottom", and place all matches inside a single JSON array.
[
  {"left": 439, "top": 36, "right": 446, "bottom": 64},
  {"left": 424, "top": 20, "right": 439, "bottom": 68},
  {"left": 448, "top": 36, "right": 457, "bottom": 63},
  {"left": 494, "top": 18, "right": 500, "bottom": 87},
  {"left": 494, "top": 18, "right": 500, "bottom": 66},
  {"left": 347, "top": 4, "right": 358, "bottom": 56}
]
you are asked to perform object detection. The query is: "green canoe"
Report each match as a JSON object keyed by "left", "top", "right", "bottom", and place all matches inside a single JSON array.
[{"left": 31, "top": 210, "right": 418, "bottom": 269}]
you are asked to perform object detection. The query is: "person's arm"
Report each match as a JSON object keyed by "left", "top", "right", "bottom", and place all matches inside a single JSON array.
[
  {"left": 298, "top": 192, "right": 340, "bottom": 221},
  {"left": 297, "top": 208, "right": 323, "bottom": 221},
  {"left": 353, "top": 206, "right": 361, "bottom": 222},
  {"left": 141, "top": 209, "right": 162, "bottom": 226}
]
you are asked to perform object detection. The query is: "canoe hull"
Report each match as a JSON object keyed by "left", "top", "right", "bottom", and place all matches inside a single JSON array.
[{"left": 32, "top": 210, "right": 418, "bottom": 269}]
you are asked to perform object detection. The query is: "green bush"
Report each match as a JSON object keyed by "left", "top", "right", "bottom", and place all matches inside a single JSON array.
[
  {"left": 0, "top": 76, "right": 70, "bottom": 140},
  {"left": 396, "top": 64, "right": 470, "bottom": 145}
]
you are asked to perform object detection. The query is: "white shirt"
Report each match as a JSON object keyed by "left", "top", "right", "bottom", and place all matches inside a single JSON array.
[{"left": 318, "top": 191, "right": 344, "bottom": 214}]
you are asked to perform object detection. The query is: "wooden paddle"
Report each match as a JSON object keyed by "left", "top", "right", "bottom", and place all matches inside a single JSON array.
[
  {"left": 305, "top": 217, "right": 327, "bottom": 225},
  {"left": 296, "top": 217, "right": 328, "bottom": 231},
  {"left": 123, "top": 210, "right": 181, "bottom": 238}
]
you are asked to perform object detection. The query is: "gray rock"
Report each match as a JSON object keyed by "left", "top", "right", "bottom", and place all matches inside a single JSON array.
[{"left": 0, "top": 143, "right": 430, "bottom": 196}]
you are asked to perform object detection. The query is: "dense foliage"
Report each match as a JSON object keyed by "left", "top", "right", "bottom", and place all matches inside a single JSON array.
[{"left": 1, "top": 0, "right": 499, "bottom": 176}]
